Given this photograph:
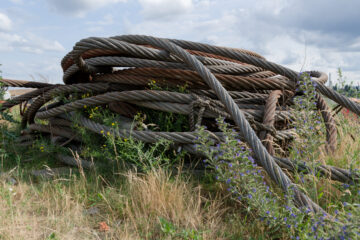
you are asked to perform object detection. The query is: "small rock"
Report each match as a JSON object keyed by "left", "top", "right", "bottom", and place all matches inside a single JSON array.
[{"left": 84, "top": 206, "right": 100, "bottom": 216}]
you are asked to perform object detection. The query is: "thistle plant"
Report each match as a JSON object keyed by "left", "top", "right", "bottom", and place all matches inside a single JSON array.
[
  {"left": 290, "top": 72, "right": 325, "bottom": 164},
  {"left": 195, "top": 87, "right": 360, "bottom": 239}
]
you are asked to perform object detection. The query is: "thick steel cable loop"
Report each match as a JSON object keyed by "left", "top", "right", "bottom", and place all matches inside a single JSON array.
[
  {"left": 0, "top": 86, "right": 56, "bottom": 111},
  {"left": 35, "top": 90, "right": 196, "bottom": 119},
  {"left": 63, "top": 56, "right": 265, "bottom": 81},
  {"left": 110, "top": 35, "right": 360, "bottom": 117},
  {"left": 22, "top": 83, "right": 117, "bottom": 127},
  {"left": 113, "top": 36, "right": 265, "bottom": 60},
  {"left": 28, "top": 124, "right": 80, "bottom": 141},
  {"left": 315, "top": 82, "right": 360, "bottom": 116},
  {"left": 316, "top": 94, "right": 337, "bottom": 153},
  {"left": 259, "top": 90, "right": 282, "bottom": 155},
  {"left": 190, "top": 90, "right": 269, "bottom": 100},
  {"left": 109, "top": 68, "right": 295, "bottom": 90},
  {"left": 0, "top": 79, "right": 55, "bottom": 88},
  {"left": 66, "top": 37, "right": 247, "bottom": 83},
  {"left": 186, "top": 49, "right": 259, "bottom": 66},
  {"left": 175, "top": 37, "right": 360, "bottom": 115},
  {"left": 110, "top": 35, "right": 323, "bottom": 213},
  {"left": 33, "top": 89, "right": 293, "bottom": 124},
  {"left": 112, "top": 35, "right": 298, "bottom": 80}
]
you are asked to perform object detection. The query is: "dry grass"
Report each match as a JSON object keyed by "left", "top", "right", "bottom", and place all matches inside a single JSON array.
[
  {"left": 0, "top": 168, "right": 229, "bottom": 240},
  {"left": 115, "top": 169, "right": 224, "bottom": 239},
  {"left": 0, "top": 178, "right": 94, "bottom": 239}
]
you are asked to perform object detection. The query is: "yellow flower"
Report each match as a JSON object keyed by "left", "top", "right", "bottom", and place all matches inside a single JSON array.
[
  {"left": 123, "top": 138, "right": 128, "bottom": 142},
  {"left": 103, "top": 144, "right": 107, "bottom": 147},
  {"left": 100, "top": 130, "right": 104, "bottom": 134},
  {"left": 94, "top": 106, "right": 99, "bottom": 110},
  {"left": 111, "top": 122, "right": 115, "bottom": 126},
  {"left": 89, "top": 114, "right": 93, "bottom": 119},
  {"left": 152, "top": 80, "right": 156, "bottom": 84},
  {"left": 83, "top": 105, "right": 87, "bottom": 109},
  {"left": 107, "top": 131, "right": 110, "bottom": 136}
]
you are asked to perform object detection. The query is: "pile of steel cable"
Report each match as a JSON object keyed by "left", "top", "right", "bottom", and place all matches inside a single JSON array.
[{"left": 1, "top": 35, "right": 360, "bottom": 214}]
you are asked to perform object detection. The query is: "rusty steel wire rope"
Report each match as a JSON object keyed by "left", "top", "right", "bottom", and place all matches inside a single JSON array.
[{"left": 1, "top": 35, "right": 360, "bottom": 214}]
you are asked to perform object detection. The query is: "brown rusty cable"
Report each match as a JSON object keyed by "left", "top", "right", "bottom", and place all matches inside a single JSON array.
[{"left": 259, "top": 90, "right": 282, "bottom": 155}]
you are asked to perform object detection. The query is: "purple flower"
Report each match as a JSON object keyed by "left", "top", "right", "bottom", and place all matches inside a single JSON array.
[{"left": 226, "top": 178, "right": 231, "bottom": 184}]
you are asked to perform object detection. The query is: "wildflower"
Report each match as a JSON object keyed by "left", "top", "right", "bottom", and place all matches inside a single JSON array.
[
  {"left": 107, "top": 131, "right": 110, "bottom": 136},
  {"left": 83, "top": 105, "right": 87, "bottom": 109},
  {"left": 123, "top": 138, "right": 128, "bottom": 142},
  {"left": 111, "top": 122, "right": 115, "bottom": 126},
  {"left": 100, "top": 130, "right": 104, "bottom": 134},
  {"left": 226, "top": 178, "right": 231, "bottom": 184}
]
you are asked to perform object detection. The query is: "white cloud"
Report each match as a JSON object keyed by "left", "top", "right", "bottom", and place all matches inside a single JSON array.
[
  {"left": 138, "top": 0, "right": 193, "bottom": 20},
  {"left": 47, "top": 0, "right": 127, "bottom": 17},
  {"left": 0, "top": 13, "right": 12, "bottom": 32},
  {"left": 0, "top": 32, "right": 65, "bottom": 53},
  {"left": 0, "top": 32, "right": 25, "bottom": 51}
]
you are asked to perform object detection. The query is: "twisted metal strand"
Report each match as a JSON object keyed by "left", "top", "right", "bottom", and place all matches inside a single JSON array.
[
  {"left": 22, "top": 83, "right": 119, "bottom": 127},
  {"left": 316, "top": 94, "right": 337, "bottom": 153},
  {"left": 0, "top": 78, "right": 55, "bottom": 88},
  {"left": 0, "top": 86, "right": 56, "bottom": 111},
  {"left": 259, "top": 90, "right": 282, "bottom": 155}
]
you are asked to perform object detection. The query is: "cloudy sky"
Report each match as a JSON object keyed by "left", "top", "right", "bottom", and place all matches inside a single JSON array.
[{"left": 0, "top": 0, "right": 359, "bottom": 85}]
